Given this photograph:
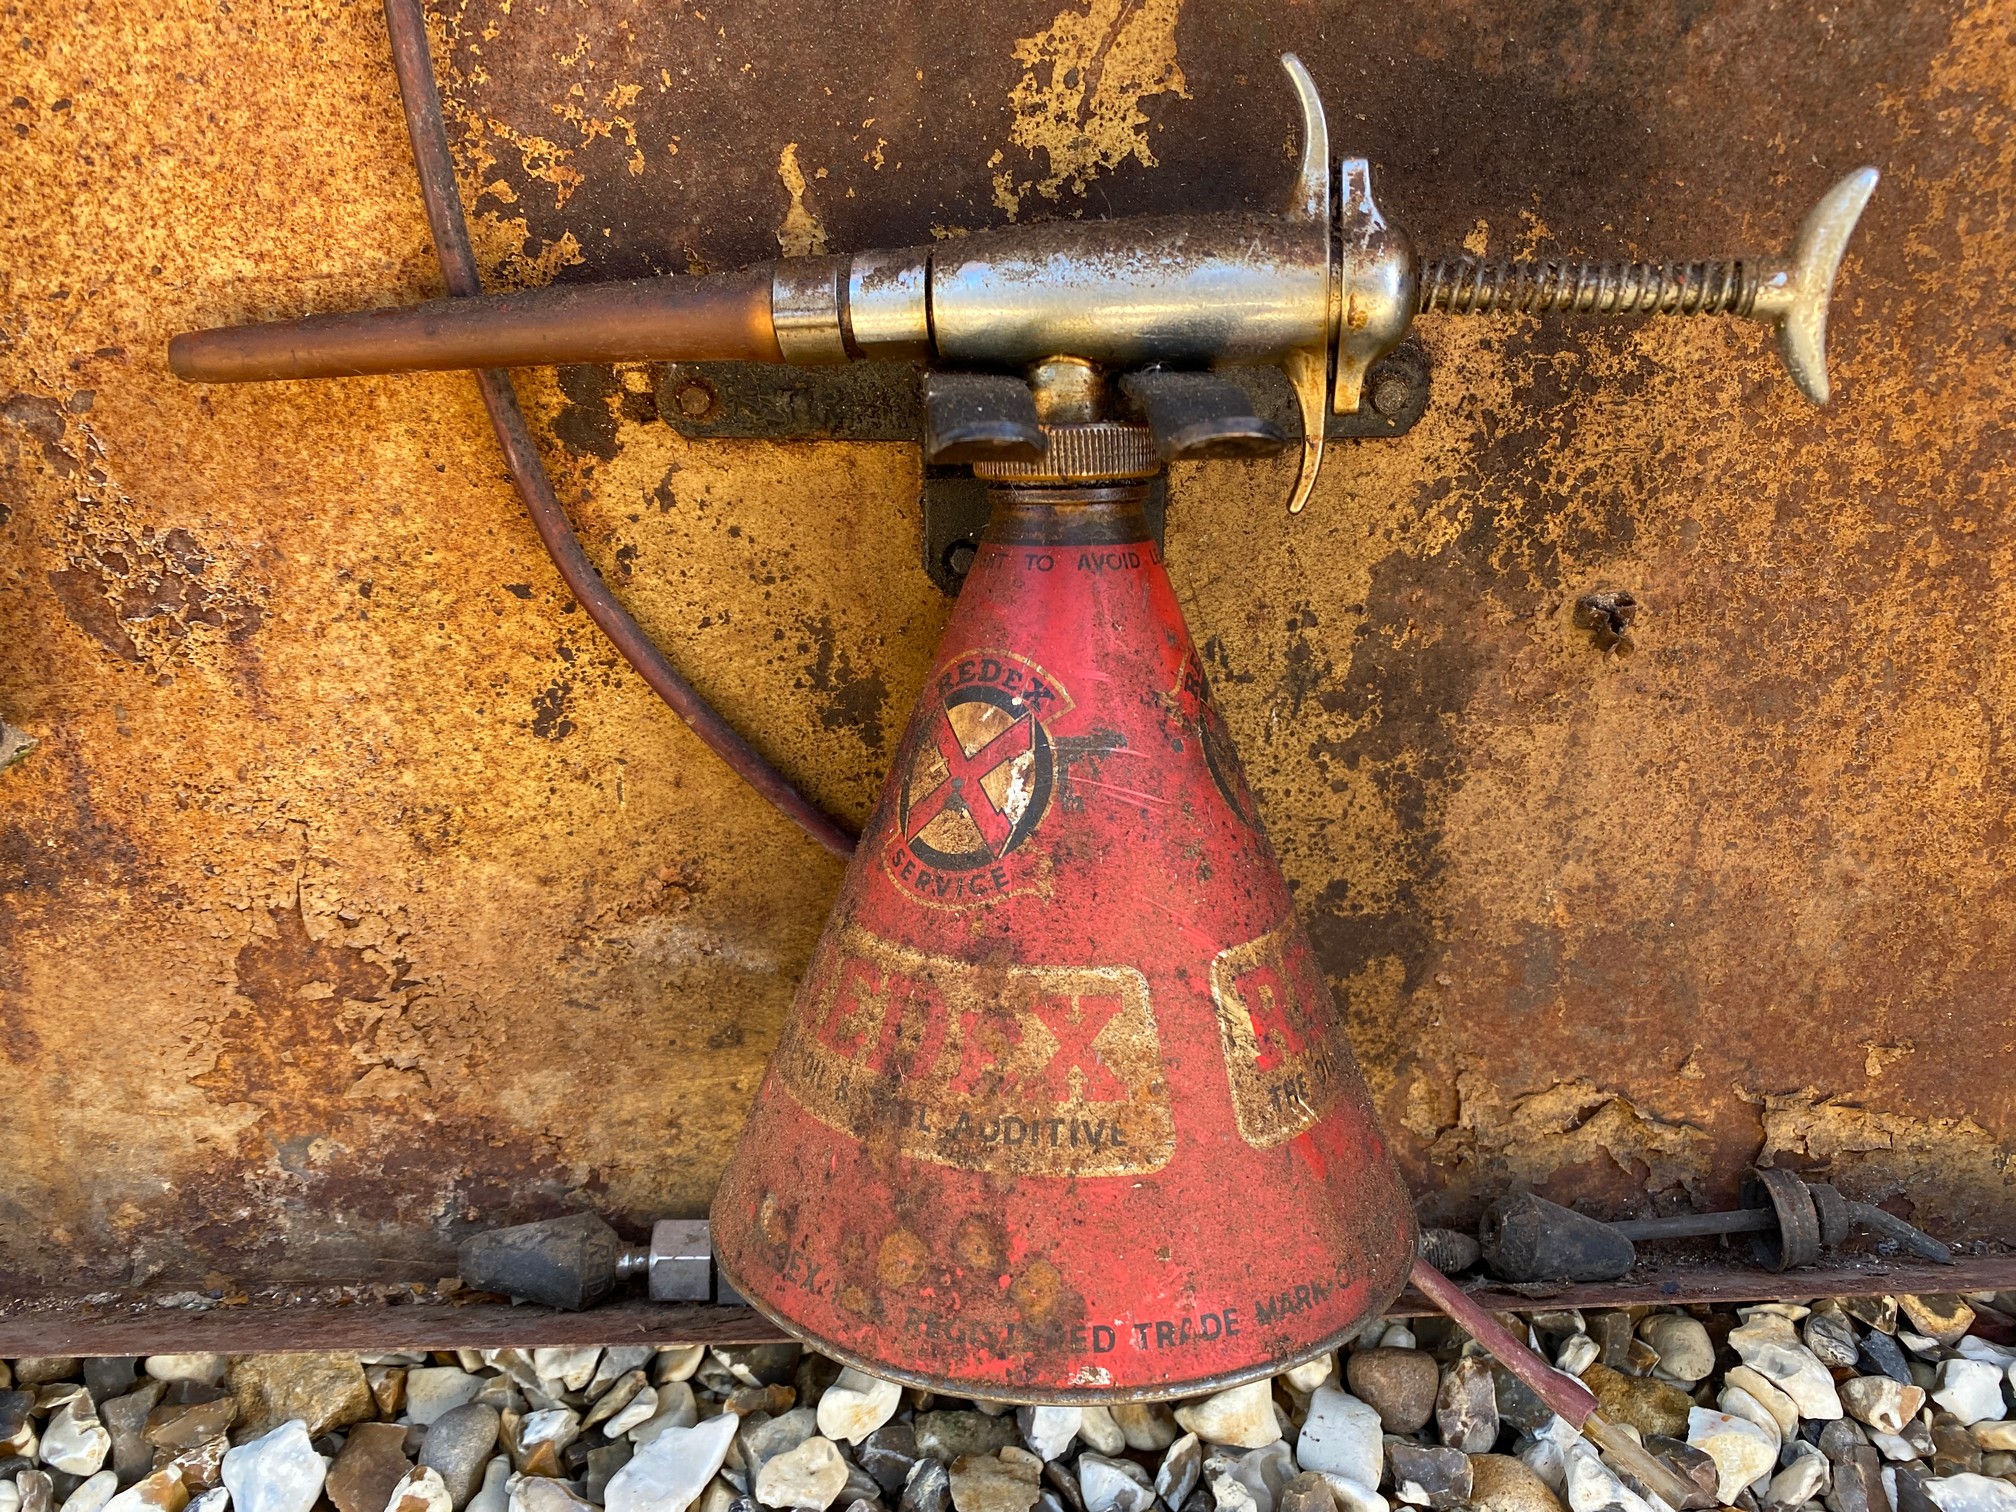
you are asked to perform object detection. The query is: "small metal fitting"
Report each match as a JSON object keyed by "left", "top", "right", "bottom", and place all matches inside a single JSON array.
[
  {"left": 772, "top": 256, "right": 850, "bottom": 365},
  {"left": 972, "top": 422, "right": 1160, "bottom": 483},
  {"left": 846, "top": 250, "right": 930, "bottom": 360},
  {"left": 644, "top": 1216, "right": 714, "bottom": 1302}
]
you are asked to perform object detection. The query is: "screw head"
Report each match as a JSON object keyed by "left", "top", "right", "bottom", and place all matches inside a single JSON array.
[
  {"left": 945, "top": 541, "right": 978, "bottom": 578},
  {"left": 1370, "top": 371, "right": 1411, "bottom": 417},
  {"left": 674, "top": 378, "right": 717, "bottom": 420}
]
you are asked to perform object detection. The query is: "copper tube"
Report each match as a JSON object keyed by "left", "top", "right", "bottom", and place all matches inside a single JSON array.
[
  {"left": 375, "top": 0, "right": 853, "bottom": 859},
  {"left": 169, "top": 270, "right": 782, "bottom": 383}
]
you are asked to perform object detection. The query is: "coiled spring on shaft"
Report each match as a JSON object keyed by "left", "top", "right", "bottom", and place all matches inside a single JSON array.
[{"left": 1418, "top": 258, "right": 1763, "bottom": 317}]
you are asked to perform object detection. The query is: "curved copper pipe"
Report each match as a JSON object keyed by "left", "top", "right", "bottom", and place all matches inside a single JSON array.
[
  {"left": 169, "top": 271, "right": 783, "bottom": 383},
  {"left": 375, "top": 0, "right": 855, "bottom": 858}
]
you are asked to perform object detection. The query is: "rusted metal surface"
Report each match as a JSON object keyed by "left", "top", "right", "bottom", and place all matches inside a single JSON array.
[
  {"left": 714, "top": 485, "right": 1415, "bottom": 1400},
  {"left": 2, "top": 0, "right": 2013, "bottom": 1319}
]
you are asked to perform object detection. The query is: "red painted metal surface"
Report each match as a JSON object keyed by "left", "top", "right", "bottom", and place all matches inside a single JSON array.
[{"left": 713, "top": 485, "right": 1415, "bottom": 1400}]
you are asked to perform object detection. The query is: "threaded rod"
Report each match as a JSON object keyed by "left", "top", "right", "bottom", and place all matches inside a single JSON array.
[{"left": 1418, "top": 258, "right": 1764, "bottom": 317}]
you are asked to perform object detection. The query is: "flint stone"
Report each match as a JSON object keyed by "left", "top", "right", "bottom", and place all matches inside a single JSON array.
[
  {"left": 714, "top": 1353, "right": 800, "bottom": 1392},
  {"left": 60, "top": 1473, "right": 118, "bottom": 1512},
  {"left": 101, "top": 1468, "right": 187, "bottom": 1512},
  {"left": 1690, "top": 1409, "right": 1781, "bottom": 1504},
  {"left": 1493, "top": 1370, "right": 1555, "bottom": 1436},
  {"left": 146, "top": 1404, "right": 238, "bottom": 1458},
  {"left": 916, "top": 1421, "right": 1019, "bottom": 1469},
  {"left": 1724, "top": 1372, "right": 1798, "bottom": 1439},
  {"left": 21, "top": 1470, "right": 55, "bottom": 1512},
  {"left": 1768, "top": 1449, "right": 1831, "bottom": 1509},
  {"left": 1922, "top": 1476, "right": 2016, "bottom": 1512},
  {"left": 508, "top": 1478, "right": 595, "bottom": 1512},
  {"left": 902, "top": 1462, "right": 951, "bottom": 1512},
  {"left": 604, "top": 1391, "right": 661, "bottom": 1443},
  {"left": 1584, "top": 1366, "right": 1693, "bottom": 1441},
  {"left": 1901, "top": 1301, "right": 1976, "bottom": 1349},
  {"left": 221, "top": 1423, "right": 329, "bottom": 1512},
  {"left": 1845, "top": 1381, "right": 1929, "bottom": 1436},
  {"left": 1468, "top": 1455, "right": 1564, "bottom": 1512},
  {"left": 1070, "top": 1414, "right": 1121, "bottom": 1461},
  {"left": 509, "top": 1410, "right": 580, "bottom": 1479},
  {"left": 1933, "top": 1364, "right": 2008, "bottom": 1428},
  {"left": 467, "top": 1459, "right": 511, "bottom": 1512},
  {"left": 1822, "top": 1422, "right": 1874, "bottom": 1463},
  {"left": 1560, "top": 1439, "right": 1655, "bottom": 1512},
  {"left": 839, "top": 1463, "right": 882, "bottom": 1510},
  {"left": 1223, "top": 1444, "right": 1293, "bottom": 1512},
  {"left": 1434, "top": 1358, "right": 1497, "bottom": 1454},
  {"left": 407, "top": 1375, "right": 486, "bottom": 1432},
  {"left": 1590, "top": 1316, "right": 1636, "bottom": 1374},
  {"left": 1808, "top": 1315, "right": 1865, "bottom": 1371},
  {"left": 1078, "top": 1458, "right": 1153, "bottom": 1512},
  {"left": 1640, "top": 1317, "right": 1716, "bottom": 1385},
  {"left": 631, "top": 1386, "right": 701, "bottom": 1446},
  {"left": 418, "top": 1404, "right": 500, "bottom": 1510},
  {"left": 588, "top": 1353, "right": 656, "bottom": 1403},
  {"left": 1277, "top": 1474, "right": 1333, "bottom": 1512},
  {"left": 529, "top": 1351, "right": 602, "bottom": 1397},
  {"left": 1826, "top": 1447, "right": 1891, "bottom": 1512},
  {"left": 947, "top": 1453, "right": 1040, "bottom": 1512},
  {"left": 16, "top": 1367, "right": 82, "bottom": 1390},
  {"left": 1174, "top": 1384, "right": 1278, "bottom": 1452},
  {"left": 1039, "top": 1462, "right": 1079, "bottom": 1512},
  {"left": 142, "top": 1366, "right": 222, "bottom": 1394},
  {"left": 1342, "top": 1355, "right": 1436, "bottom": 1438},
  {"left": 1934, "top": 1425, "right": 1985, "bottom": 1476},
  {"left": 1013, "top": 1413, "right": 1077, "bottom": 1467},
  {"left": 1970, "top": 1423, "right": 2016, "bottom": 1454},
  {"left": 1644, "top": 1437, "right": 1720, "bottom": 1511},
  {"left": 818, "top": 1377, "right": 901, "bottom": 1451},
  {"left": 584, "top": 1376, "right": 651, "bottom": 1435},
  {"left": 728, "top": 1392, "right": 798, "bottom": 1422},
  {"left": 42, "top": 1400, "right": 112, "bottom": 1476},
  {"left": 1863, "top": 1337, "right": 1918, "bottom": 1388},
  {"left": 325, "top": 1423, "right": 413, "bottom": 1512},
  {"left": 858, "top": 1428, "right": 919, "bottom": 1499},
  {"left": 84, "top": 1368, "right": 140, "bottom": 1411},
  {"left": 0, "top": 1392, "right": 40, "bottom": 1460},
  {"left": 1154, "top": 1437, "right": 1200, "bottom": 1510},
  {"left": 1386, "top": 1445, "right": 1469, "bottom": 1511},
  {"left": 654, "top": 1353, "right": 706, "bottom": 1388},
  {"left": 1106, "top": 1408, "right": 1176, "bottom": 1456},
  {"left": 1294, "top": 1391, "right": 1380, "bottom": 1491},
  {"left": 1556, "top": 1340, "right": 1600, "bottom": 1378},
  {"left": 740, "top": 1411, "right": 820, "bottom": 1483},
  {"left": 605, "top": 1413, "right": 738, "bottom": 1512},
  {"left": 159, "top": 1436, "right": 229, "bottom": 1497},
  {"left": 755, "top": 1438, "right": 847, "bottom": 1511},
  {"left": 1312, "top": 1477, "right": 1385, "bottom": 1512},
  {"left": 389, "top": 1467, "right": 454, "bottom": 1512},
  {"left": 1869, "top": 1432, "right": 1919, "bottom": 1464}
]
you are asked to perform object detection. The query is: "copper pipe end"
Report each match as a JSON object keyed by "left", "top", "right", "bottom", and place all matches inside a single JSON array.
[{"left": 169, "top": 268, "right": 783, "bottom": 383}]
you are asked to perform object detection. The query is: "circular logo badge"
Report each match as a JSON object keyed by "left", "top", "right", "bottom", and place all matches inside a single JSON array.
[{"left": 882, "top": 651, "right": 1073, "bottom": 905}]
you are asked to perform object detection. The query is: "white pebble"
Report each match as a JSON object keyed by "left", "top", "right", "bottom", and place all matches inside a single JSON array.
[
  {"left": 604, "top": 1387, "right": 661, "bottom": 1440},
  {"left": 1014, "top": 1407, "right": 1081, "bottom": 1464},
  {"left": 1935, "top": 1360, "right": 2011, "bottom": 1427},
  {"left": 1295, "top": 1388, "right": 1382, "bottom": 1490},
  {"left": 1173, "top": 1382, "right": 1279, "bottom": 1450},
  {"left": 221, "top": 1422, "right": 331, "bottom": 1512},
  {"left": 40, "top": 1397, "right": 111, "bottom": 1475},
  {"left": 817, "top": 1370, "right": 902, "bottom": 1447},
  {"left": 607, "top": 1414, "right": 739, "bottom": 1512},
  {"left": 387, "top": 1468, "right": 452, "bottom": 1512},
  {"left": 1924, "top": 1475, "right": 2016, "bottom": 1512},
  {"left": 1078, "top": 1456, "right": 1155, "bottom": 1512},
  {"left": 1687, "top": 1407, "right": 1780, "bottom": 1504},
  {"left": 144, "top": 1356, "right": 228, "bottom": 1387},
  {"left": 1078, "top": 1407, "right": 1127, "bottom": 1457},
  {"left": 59, "top": 1472, "right": 119, "bottom": 1512}
]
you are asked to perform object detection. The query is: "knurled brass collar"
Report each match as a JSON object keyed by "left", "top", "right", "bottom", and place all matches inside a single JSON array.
[{"left": 972, "top": 422, "right": 1161, "bottom": 483}]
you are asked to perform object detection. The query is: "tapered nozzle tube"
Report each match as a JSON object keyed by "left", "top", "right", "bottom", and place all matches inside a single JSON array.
[{"left": 169, "top": 268, "right": 782, "bottom": 382}]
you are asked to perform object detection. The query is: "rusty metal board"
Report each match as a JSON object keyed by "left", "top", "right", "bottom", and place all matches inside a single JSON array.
[{"left": 0, "top": 0, "right": 2011, "bottom": 1326}]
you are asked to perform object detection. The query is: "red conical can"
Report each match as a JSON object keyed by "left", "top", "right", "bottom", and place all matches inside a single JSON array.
[{"left": 713, "top": 479, "right": 1414, "bottom": 1399}]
